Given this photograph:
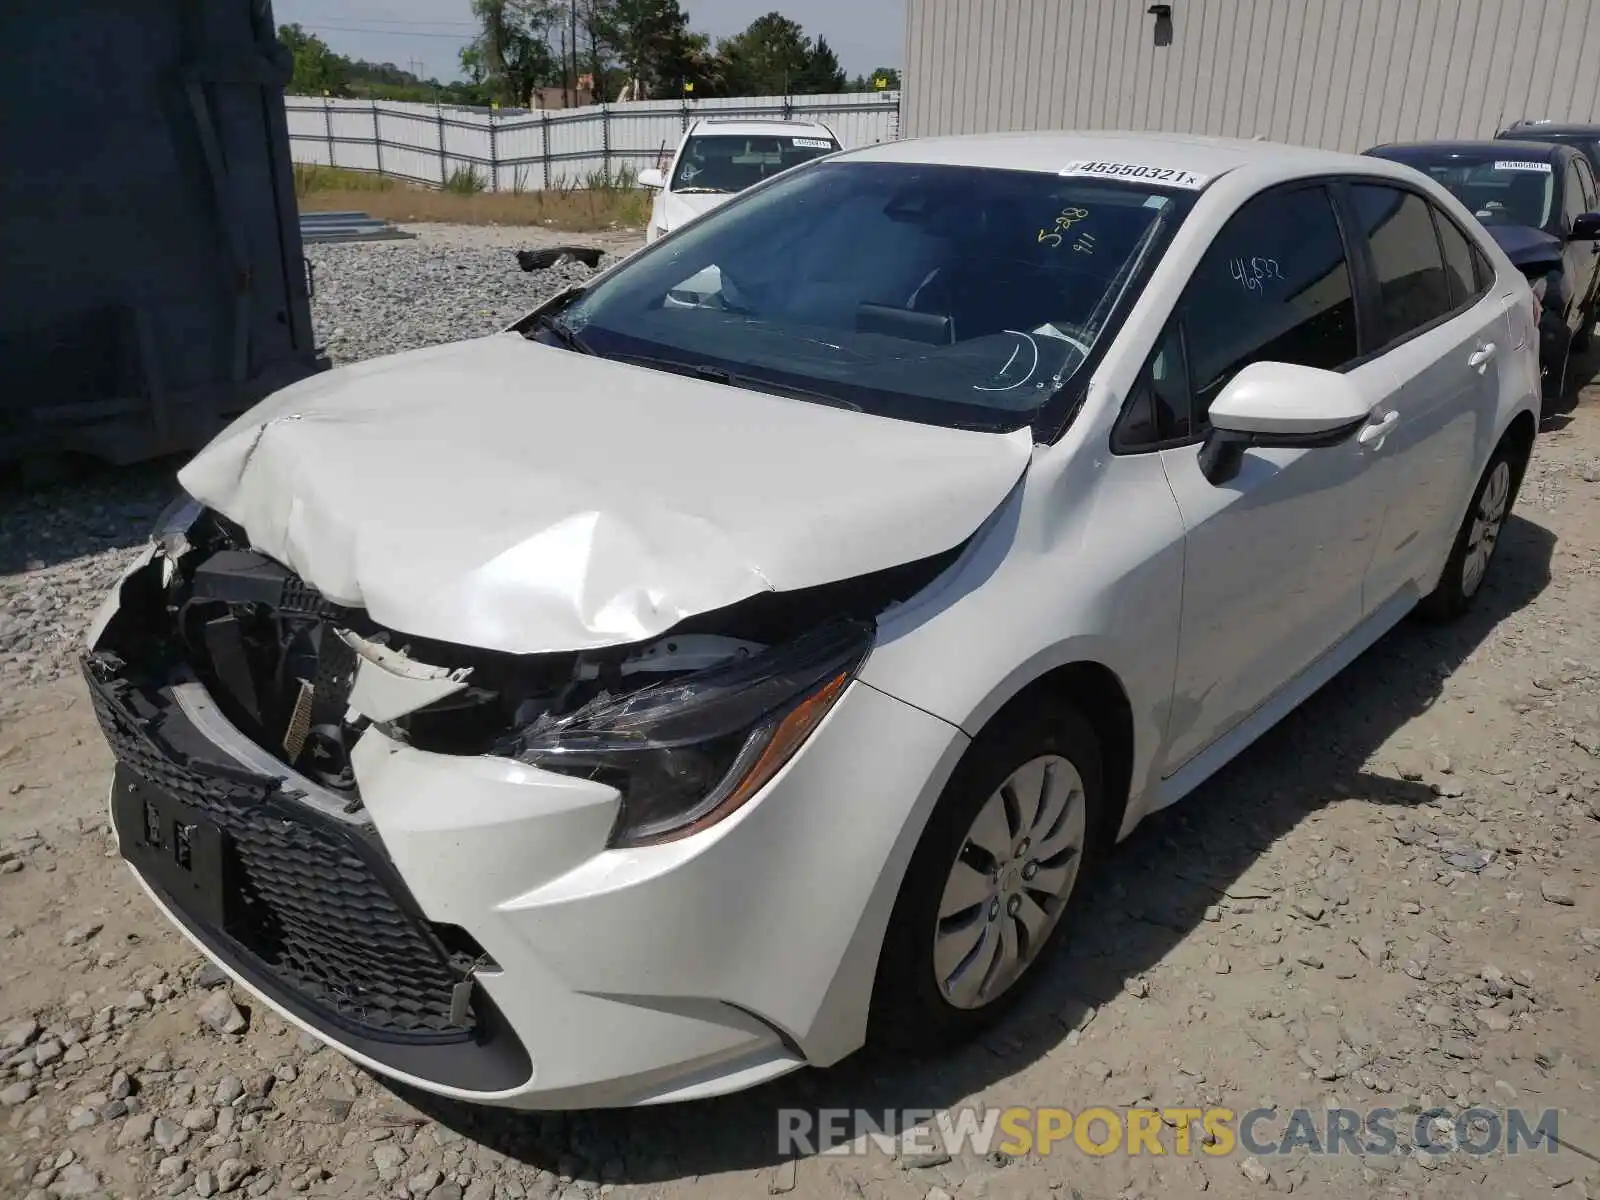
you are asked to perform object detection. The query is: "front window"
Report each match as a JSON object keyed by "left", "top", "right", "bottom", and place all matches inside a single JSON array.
[
  {"left": 670, "top": 133, "right": 840, "bottom": 195},
  {"left": 1393, "top": 154, "right": 1555, "bottom": 230},
  {"left": 560, "top": 161, "right": 1189, "bottom": 433}
]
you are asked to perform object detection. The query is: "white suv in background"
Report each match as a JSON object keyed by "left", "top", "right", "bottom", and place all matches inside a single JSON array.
[{"left": 639, "top": 117, "right": 841, "bottom": 243}]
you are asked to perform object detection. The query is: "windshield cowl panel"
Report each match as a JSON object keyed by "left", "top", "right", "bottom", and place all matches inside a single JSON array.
[{"left": 565, "top": 160, "right": 1192, "bottom": 435}]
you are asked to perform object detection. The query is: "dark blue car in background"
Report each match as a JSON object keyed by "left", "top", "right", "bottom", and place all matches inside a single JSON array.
[
  {"left": 1498, "top": 119, "right": 1600, "bottom": 178},
  {"left": 1364, "top": 138, "right": 1600, "bottom": 413}
]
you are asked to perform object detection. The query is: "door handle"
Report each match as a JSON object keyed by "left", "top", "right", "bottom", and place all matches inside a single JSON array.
[
  {"left": 1357, "top": 410, "right": 1399, "bottom": 447},
  {"left": 1468, "top": 342, "right": 1497, "bottom": 369}
]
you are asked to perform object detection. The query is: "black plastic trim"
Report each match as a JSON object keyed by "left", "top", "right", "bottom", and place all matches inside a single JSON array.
[{"left": 110, "top": 760, "right": 534, "bottom": 1094}]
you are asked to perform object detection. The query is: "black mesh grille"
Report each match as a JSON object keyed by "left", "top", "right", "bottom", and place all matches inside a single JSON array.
[{"left": 85, "top": 661, "right": 476, "bottom": 1043}]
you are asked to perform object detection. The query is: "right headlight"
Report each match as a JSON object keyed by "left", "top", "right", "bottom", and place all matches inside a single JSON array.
[{"left": 500, "top": 619, "right": 873, "bottom": 848}]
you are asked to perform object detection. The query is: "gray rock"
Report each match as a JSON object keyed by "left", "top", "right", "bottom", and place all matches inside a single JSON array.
[
  {"left": 373, "top": 1145, "right": 407, "bottom": 1180},
  {"left": 47, "top": 1164, "right": 101, "bottom": 1197},
  {"left": 153, "top": 1115, "right": 188, "bottom": 1150},
  {"left": 216, "top": 1158, "right": 250, "bottom": 1193},
  {"left": 1541, "top": 878, "right": 1576, "bottom": 906},
  {"left": 116, "top": 1112, "right": 156, "bottom": 1148},
  {"left": 197, "top": 991, "right": 247, "bottom": 1036},
  {"left": 1, "top": 1018, "right": 39, "bottom": 1050}
]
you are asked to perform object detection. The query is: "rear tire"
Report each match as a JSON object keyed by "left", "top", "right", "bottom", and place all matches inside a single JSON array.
[
  {"left": 867, "top": 701, "right": 1104, "bottom": 1054},
  {"left": 1415, "top": 438, "right": 1524, "bottom": 624}
]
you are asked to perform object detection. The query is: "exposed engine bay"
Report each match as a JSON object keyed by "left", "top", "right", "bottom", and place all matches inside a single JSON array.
[{"left": 95, "top": 505, "right": 962, "bottom": 809}]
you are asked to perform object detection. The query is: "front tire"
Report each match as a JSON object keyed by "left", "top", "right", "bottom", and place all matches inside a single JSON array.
[
  {"left": 1415, "top": 439, "right": 1523, "bottom": 624},
  {"left": 868, "top": 702, "right": 1104, "bottom": 1053}
]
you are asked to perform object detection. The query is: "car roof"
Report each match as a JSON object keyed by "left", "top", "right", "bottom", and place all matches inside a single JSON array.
[
  {"left": 835, "top": 129, "right": 1416, "bottom": 191},
  {"left": 1503, "top": 120, "right": 1600, "bottom": 136},
  {"left": 1367, "top": 138, "right": 1567, "bottom": 160},
  {"left": 687, "top": 118, "right": 836, "bottom": 139}
]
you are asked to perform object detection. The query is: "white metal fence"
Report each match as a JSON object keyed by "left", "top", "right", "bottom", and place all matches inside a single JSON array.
[{"left": 286, "top": 92, "right": 903, "bottom": 190}]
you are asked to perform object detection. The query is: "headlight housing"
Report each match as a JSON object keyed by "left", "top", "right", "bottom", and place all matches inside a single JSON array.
[
  {"left": 501, "top": 619, "right": 873, "bottom": 848},
  {"left": 151, "top": 491, "right": 204, "bottom": 559}
]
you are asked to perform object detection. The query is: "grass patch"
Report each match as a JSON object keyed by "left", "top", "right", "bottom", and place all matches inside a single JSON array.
[
  {"left": 293, "top": 162, "right": 650, "bottom": 231},
  {"left": 293, "top": 163, "right": 399, "bottom": 196}
]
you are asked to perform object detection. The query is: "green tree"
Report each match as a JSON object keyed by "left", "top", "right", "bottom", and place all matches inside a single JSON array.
[
  {"left": 468, "top": 0, "right": 564, "bottom": 106},
  {"left": 794, "top": 34, "right": 846, "bottom": 93},
  {"left": 595, "top": 0, "right": 702, "bottom": 98},
  {"left": 717, "top": 12, "right": 811, "bottom": 95},
  {"left": 277, "top": 24, "right": 352, "bottom": 96}
]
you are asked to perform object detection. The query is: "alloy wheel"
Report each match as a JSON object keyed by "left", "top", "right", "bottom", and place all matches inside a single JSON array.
[
  {"left": 1462, "top": 460, "right": 1511, "bottom": 598},
  {"left": 933, "top": 755, "right": 1087, "bottom": 1010}
]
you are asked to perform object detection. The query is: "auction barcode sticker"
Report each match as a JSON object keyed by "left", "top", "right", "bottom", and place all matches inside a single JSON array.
[
  {"left": 1494, "top": 160, "right": 1552, "bottom": 172},
  {"left": 793, "top": 138, "right": 833, "bottom": 149},
  {"left": 1059, "top": 160, "right": 1210, "bottom": 189}
]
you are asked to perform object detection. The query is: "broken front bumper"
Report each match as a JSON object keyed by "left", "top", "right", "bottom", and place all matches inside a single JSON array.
[{"left": 86, "top": 613, "right": 966, "bottom": 1109}]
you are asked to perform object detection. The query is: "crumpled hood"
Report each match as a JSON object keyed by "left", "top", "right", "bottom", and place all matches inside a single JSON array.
[
  {"left": 178, "top": 334, "right": 1033, "bottom": 655},
  {"left": 1484, "top": 224, "right": 1564, "bottom": 272},
  {"left": 659, "top": 189, "right": 731, "bottom": 231}
]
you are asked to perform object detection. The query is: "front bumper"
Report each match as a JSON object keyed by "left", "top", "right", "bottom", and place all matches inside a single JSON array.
[{"left": 88, "top": 631, "right": 965, "bottom": 1108}]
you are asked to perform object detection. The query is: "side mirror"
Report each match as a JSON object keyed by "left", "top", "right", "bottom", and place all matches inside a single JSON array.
[
  {"left": 1570, "top": 211, "right": 1600, "bottom": 240},
  {"left": 1197, "top": 361, "right": 1373, "bottom": 486},
  {"left": 638, "top": 168, "right": 665, "bottom": 190}
]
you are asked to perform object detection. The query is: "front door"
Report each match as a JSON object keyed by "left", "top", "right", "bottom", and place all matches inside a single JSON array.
[
  {"left": 1567, "top": 156, "right": 1600, "bottom": 316},
  {"left": 1151, "top": 183, "right": 1393, "bottom": 775}
]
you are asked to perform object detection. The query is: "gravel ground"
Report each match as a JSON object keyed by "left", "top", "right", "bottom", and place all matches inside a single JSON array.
[
  {"left": 0, "top": 224, "right": 641, "bottom": 690},
  {"left": 2, "top": 226, "right": 1600, "bottom": 1200}
]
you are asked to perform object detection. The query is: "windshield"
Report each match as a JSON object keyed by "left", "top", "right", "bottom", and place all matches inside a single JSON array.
[
  {"left": 558, "top": 160, "right": 1187, "bottom": 433},
  {"left": 669, "top": 133, "right": 840, "bottom": 195},
  {"left": 1394, "top": 154, "right": 1555, "bottom": 229}
]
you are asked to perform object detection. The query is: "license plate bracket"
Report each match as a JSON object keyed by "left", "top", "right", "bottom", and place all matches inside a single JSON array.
[{"left": 112, "top": 766, "right": 230, "bottom": 933}]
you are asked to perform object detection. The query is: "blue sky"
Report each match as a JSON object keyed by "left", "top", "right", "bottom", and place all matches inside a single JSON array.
[{"left": 272, "top": 0, "right": 905, "bottom": 83}]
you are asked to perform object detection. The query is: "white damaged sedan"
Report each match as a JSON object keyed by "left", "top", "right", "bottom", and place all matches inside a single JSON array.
[{"left": 84, "top": 131, "right": 1540, "bottom": 1110}]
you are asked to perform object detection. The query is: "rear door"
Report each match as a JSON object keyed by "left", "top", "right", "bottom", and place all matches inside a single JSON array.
[{"left": 1342, "top": 182, "right": 1511, "bottom": 613}]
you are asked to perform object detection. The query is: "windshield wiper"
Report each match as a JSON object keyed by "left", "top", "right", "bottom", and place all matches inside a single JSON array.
[
  {"left": 611, "top": 353, "right": 863, "bottom": 411},
  {"left": 531, "top": 312, "right": 592, "bottom": 354}
]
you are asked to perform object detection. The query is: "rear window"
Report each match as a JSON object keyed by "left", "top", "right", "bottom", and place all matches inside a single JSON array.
[{"left": 670, "top": 134, "right": 840, "bottom": 195}]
